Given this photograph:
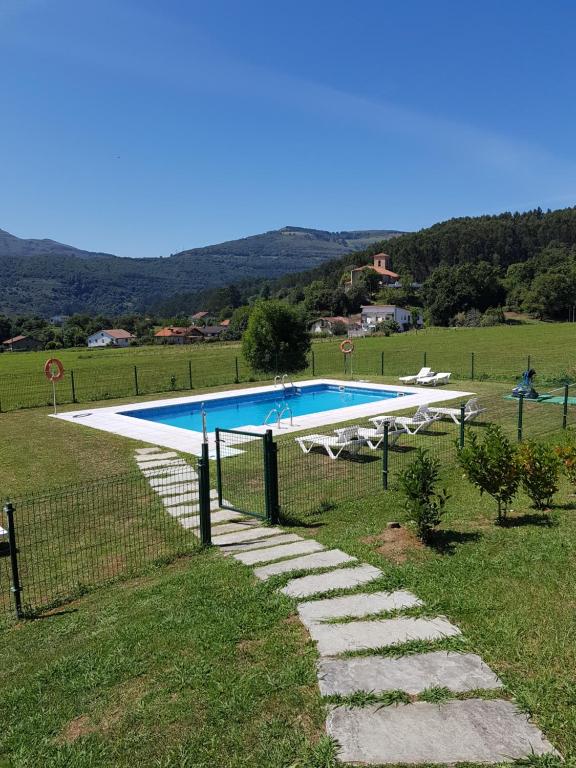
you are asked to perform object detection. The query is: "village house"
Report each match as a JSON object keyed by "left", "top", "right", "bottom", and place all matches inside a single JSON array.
[
  {"left": 87, "top": 329, "right": 135, "bottom": 348},
  {"left": 1, "top": 335, "right": 44, "bottom": 352},
  {"left": 347, "top": 253, "right": 400, "bottom": 289},
  {"left": 310, "top": 316, "right": 361, "bottom": 335},
  {"left": 361, "top": 305, "right": 423, "bottom": 331},
  {"left": 154, "top": 325, "right": 225, "bottom": 344}
]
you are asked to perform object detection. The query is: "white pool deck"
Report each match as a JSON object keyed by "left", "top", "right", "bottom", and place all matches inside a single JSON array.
[{"left": 53, "top": 378, "right": 474, "bottom": 457}]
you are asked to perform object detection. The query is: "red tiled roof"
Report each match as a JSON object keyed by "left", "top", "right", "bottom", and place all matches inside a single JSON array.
[
  {"left": 154, "top": 326, "right": 190, "bottom": 337},
  {"left": 102, "top": 329, "right": 134, "bottom": 339},
  {"left": 2, "top": 335, "right": 27, "bottom": 345},
  {"left": 191, "top": 311, "right": 208, "bottom": 319},
  {"left": 351, "top": 265, "right": 400, "bottom": 279},
  {"left": 220, "top": 318, "right": 230, "bottom": 326}
]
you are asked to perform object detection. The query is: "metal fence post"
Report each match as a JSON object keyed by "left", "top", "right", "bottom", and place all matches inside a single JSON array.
[
  {"left": 527, "top": 354, "right": 531, "bottom": 371},
  {"left": 459, "top": 403, "right": 466, "bottom": 449},
  {"left": 563, "top": 383, "right": 569, "bottom": 429},
  {"left": 311, "top": 350, "right": 315, "bottom": 376},
  {"left": 198, "top": 442, "right": 212, "bottom": 546},
  {"left": 234, "top": 357, "right": 239, "bottom": 384},
  {"left": 188, "top": 361, "right": 193, "bottom": 389},
  {"left": 70, "top": 369, "right": 77, "bottom": 403},
  {"left": 133, "top": 365, "right": 139, "bottom": 396},
  {"left": 423, "top": 351, "right": 427, "bottom": 367},
  {"left": 215, "top": 428, "right": 223, "bottom": 507},
  {"left": 517, "top": 393, "right": 524, "bottom": 442},
  {"left": 382, "top": 423, "right": 389, "bottom": 490},
  {"left": 470, "top": 352, "right": 475, "bottom": 381},
  {"left": 380, "top": 351, "right": 384, "bottom": 376},
  {"left": 263, "top": 430, "right": 280, "bottom": 524},
  {"left": 4, "top": 502, "right": 23, "bottom": 619}
]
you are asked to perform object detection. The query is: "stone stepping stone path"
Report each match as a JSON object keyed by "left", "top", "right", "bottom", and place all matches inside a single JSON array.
[
  {"left": 317, "top": 651, "right": 503, "bottom": 696},
  {"left": 133, "top": 444, "right": 558, "bottom": 763},
  {"left": 133, "top": 446, "right": 250, "bottom": 535},
  {"left": 327, "top": 700, "right": 557, "bottom": 764}
]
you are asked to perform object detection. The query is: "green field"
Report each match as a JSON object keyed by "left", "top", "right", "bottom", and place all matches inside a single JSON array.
[
  {"left": 0, "top": 323, "right": 575, "bottom": 412},
  {"left": 2, "top": 337, "right": 576, "bottom": 765}
]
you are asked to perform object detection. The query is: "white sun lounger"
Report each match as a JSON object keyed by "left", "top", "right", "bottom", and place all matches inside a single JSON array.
[
  {"left": 416, "top": 371, "right": 451, "bottom": 386},
  {"left": 296, "top": 427, "right": 368, "bottom": 460},
  {"left": 398, "top": 367, "right": 434, "bottom": 384},
  {"left": 370, "top": 405, "right": 440, "bottom": 435},
  {"left": 428, "top": 398, "right": 487, "bottom": 424},
  {"left": 355, "top": 426, "right": 407, "bottom": 449}
]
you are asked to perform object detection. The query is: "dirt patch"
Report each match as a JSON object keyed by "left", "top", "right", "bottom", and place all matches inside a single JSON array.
[
  {"left": 362, "top": 527, "right": 425, "bottom": 564},
  {"left": 56, "top": 677, "right": 148, "bottom": 744}
]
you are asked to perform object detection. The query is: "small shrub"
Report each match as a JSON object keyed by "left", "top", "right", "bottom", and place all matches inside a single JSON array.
[
  {"left": 517, "top": 440, "right": 560, "bottom": 509},
  {"left": 555, "top": 439, "right": 576, "bottom": 492},
  {"left": 399, "top": 448, "right": 449, "bottom": 543},
  {"left": 458, "top": 425, "right": 520, "bottom": 523}
]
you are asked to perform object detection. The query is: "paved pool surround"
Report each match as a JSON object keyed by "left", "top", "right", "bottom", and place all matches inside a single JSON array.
[{"left": 53, "top": 378, "right": 473, "bottom": 457}]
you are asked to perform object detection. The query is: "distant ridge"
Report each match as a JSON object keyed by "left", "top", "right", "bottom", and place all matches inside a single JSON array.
[{"left": 0, "top": 226, "right": 402, "bottom": 316}]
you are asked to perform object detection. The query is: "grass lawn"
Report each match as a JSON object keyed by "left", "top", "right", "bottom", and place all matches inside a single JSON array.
[
  {"left": 2, "top": 373, "right": 576, "bottom": 765},
  {"left": 0, "top": 322, "right": 575, "bottom": 411},
  {"left": 0, "top": 552, "right": 328, "bottom": 768}
]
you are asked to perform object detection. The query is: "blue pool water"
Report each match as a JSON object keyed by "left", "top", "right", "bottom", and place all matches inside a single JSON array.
[{"left": 122, "top": 383, "right": 404, "bottom": 432}]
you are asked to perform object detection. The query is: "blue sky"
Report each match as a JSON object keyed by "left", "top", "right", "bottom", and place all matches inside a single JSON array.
[{"left": 1, "top": 0, "right": 575, "bottom": 257}]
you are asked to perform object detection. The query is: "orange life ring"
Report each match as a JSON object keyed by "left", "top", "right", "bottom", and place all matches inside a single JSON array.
[
  {"left": 44, "top": 358, "right": 65, "bottom": 382},
  {"left": 340, "top": 340, "right": 354, "bottom": 355}
]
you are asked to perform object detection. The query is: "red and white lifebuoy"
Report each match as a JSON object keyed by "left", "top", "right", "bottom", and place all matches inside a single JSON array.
[
  {"left": 44, "top": 358, "right": 65, "bottom": 382},
  {"left": 340, "top": 339, "right": 354, "bottom": 355}
]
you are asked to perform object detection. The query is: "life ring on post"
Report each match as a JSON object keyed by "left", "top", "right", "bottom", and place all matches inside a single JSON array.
[
  {"left": 340, "top": 339, "right": 354, "bottom": 355},
  {"left": 44, "top": 358, "right": 65, "bottom": 383}
]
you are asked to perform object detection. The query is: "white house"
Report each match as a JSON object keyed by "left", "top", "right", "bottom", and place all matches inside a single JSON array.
[
  {"left": 361, "top": 305, "right": 422, "bottom": 331},
  {"left": 87, "top": 329, "right": 135, "bottom": 348},
  {"left": 310, "top": 316, "right": 361, "bottom": 335}
]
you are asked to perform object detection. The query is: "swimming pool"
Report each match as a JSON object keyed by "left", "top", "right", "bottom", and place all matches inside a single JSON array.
[
  {"left": 121, "top": 383, "right": 406, "bottom": 432},
  {"left": 56, "top": 379, "right": 473, "bottom": 456}
]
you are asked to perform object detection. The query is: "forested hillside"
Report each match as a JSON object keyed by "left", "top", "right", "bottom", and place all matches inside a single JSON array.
[
  {"left": 162, "top": 207, "right": 576, "bottom": 325},
  {"left": 0, "top": 226, "right": 400, "bottom": 316}
]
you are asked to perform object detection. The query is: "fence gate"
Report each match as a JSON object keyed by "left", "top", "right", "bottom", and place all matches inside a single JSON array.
[{"left": 214, "top": 428, "right": 279, "bottom": 523}]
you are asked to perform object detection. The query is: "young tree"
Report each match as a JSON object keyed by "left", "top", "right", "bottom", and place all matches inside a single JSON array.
[
  {"left": 458, "top": 425, "right": 520, "bottom": 523},
  {"left": 517, "top": 441, "right": 560, "bottom": 510},
  {"left": 399, "top": 449, "right": 449, "bottom": 543},
  {"left": 242, "top": 300, "right": 311, "bottom": 374}
]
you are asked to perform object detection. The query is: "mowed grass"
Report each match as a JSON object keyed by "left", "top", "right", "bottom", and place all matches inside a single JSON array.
[
  {"left": 0, "top": 552, "right": 328, "bottom": 768},
  {"left": 2, "top": 367, "right": 576, "bottom": 764},
  {"left": 0, "top": 322, "right": 575, "bottom": 412}
]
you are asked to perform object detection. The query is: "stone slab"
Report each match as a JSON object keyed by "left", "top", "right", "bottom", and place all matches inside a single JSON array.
[
  {"left": 138, "top": 459, "right": 187, "bottom": 471},
  {"left": 176, "top": 509, "right": 245, "bottom": 528},
  {"left": 161, "top": 490, "right": 209, "bottom": 505},
  {"left": 211, "top": 526, "right": 284, "bottom": 546},
  {"left": 297, "top": 590, "right": 423, "bottom": 628},
  {"left": 140, "top": 463, "right": 189, "bottom": 478},
  {"left": 327, "top": 700, "right": 558, "bottom": 764},
  {"left": 155, "top": 483, "right": 200, "bottom": 497},
  {"left": 253, "top": 550, "right": 356, "bottom": 581},
  {"left": 135, "top": 447, "right": 163, "bottom": 455},
  {"left": 220, "top": 533, "right": 304, "bottom": 554},
  {"left": 166, "top": 498, "right": 220, "bottom": 518},
  {"left": 136, "top": 452, "right": 180, "bottom": 464},
  {"left": 193, "top": 521, "right": 258, "bottom": 536},
  {"left": 317, "top": 651, "right": 503, "bottom": 696},
  {"left": 148, "top": 475, "right": 198, "bottom": 489},
  {"left": 233, "top": 539, "right": 324, "bottom": 565},
  {"left": 308, "top": 616, "right": 461, "bottom": 656},
  {"left": 281, "top": 565, "right": 382, "bottom": 599}
]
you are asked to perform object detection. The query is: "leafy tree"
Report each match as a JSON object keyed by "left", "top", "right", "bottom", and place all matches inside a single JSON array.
[
  {"left": 555, "top": 439, "right": 576, "bottom": 492},
  {"left": 242, "top": 300, "right": 310, "bottom": 374},
  {"left": 399, "top": 449, "right": 449, "bottom": 542},
  {"left": 423, "top": 262, "right": 506, "bottom": 326},
  {"left": 330, "top": 320, "right": 348, "bottom": 336},
  {"left": 517, "top": 441, "right": 560, "bottom": 510},
  {"left": 0, "top": 315, "right": 12, "bottom": 341},
  {"left": 224, "top": 305, "right": 252, "bottom": 341},
  {"left": 458, "top": 425, "right": 520, "bottom": 523}
]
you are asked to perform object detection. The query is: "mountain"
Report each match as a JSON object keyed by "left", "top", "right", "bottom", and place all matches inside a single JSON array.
[{"left": 0, "top": 226, "right": 402, "bottom": 316}]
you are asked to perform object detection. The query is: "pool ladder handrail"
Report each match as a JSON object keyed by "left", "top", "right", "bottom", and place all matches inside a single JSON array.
[
  {"left": 275, "top": 373, "right": 295, "bottom": 393},
  {"left": 263, "top": 402, "right": 294, "bottom": 429}
]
